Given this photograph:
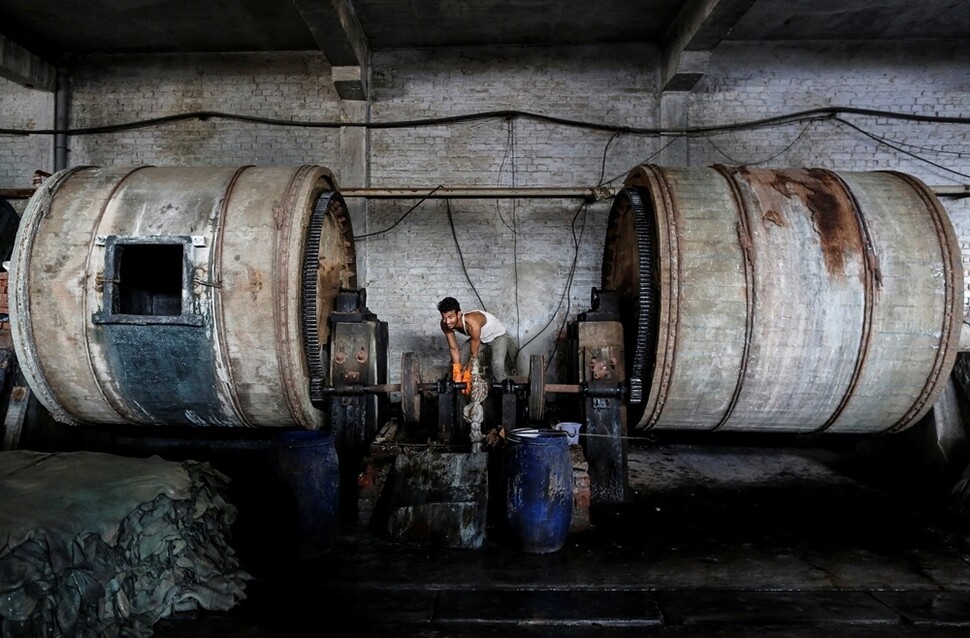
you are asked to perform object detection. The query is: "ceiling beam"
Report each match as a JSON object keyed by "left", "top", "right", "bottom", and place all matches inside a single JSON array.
[
  {"left": 293, "top": 0, "right": 370, "bottom": 100},
  {"left": 661, "top": 0, "right": 756, "bottom": 92},
  {"left": 0, "top": 34, "right": 55, "bottom": 91}
]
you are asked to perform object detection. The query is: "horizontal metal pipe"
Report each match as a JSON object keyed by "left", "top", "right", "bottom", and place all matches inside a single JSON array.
[
  {"left": 6, "top": 184, "right": 970, "bottom": 201},
  {"left": 545, "top": 383, "right": 583, "bottom": 394},
  {"left": 296, "top": 185, "right": 970, "bottom": 201},
  {"left": 340, "top": 186, "right": 617, "bottom": 201},
  {"left": 53, "top": 70, "right": 70, "bottom": 172},
  {"left": 0, "top": 189, "right": 36, "bottom": 199},
  {"left": 930, "top": 184, "right": 970, "bottom": 198}
]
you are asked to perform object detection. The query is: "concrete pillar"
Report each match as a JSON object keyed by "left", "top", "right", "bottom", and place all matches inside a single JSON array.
[
  {"left": 340, "top": 100, "right": 369, "bottom": 285},
  {"left": 659, "top": 92, "right": 689, "bottom": 166}
]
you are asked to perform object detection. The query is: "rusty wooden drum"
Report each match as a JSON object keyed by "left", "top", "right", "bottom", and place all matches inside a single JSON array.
[
  {"left": 10, "top": 165, "right": 356, "bottom": 428},
  {"left": 603, "top": 165, "right": 962, "bottom": 434}
]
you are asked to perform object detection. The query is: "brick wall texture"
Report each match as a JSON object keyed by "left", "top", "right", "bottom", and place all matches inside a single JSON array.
[
  {"left": 0, "top": 77, "right": 53, "bottom": 187},
  {"left": 1, "top": 42, "right": 968, "bottom": 384}
]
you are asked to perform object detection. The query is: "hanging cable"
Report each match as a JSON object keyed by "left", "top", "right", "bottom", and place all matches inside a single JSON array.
[
  {"left": 700, "top": 119, "right": 814, "bottom": 167},
  {"left": 598, "top": 131, "right": 621, "bottom": 186},
  {"left": 544, "top": 199, "right": 589, "bottom": 373},
  {"left": 833, "top": 117, "right": 970, "bottom": 180},
  {"left": 353, "top": 185, "right": 444, "bottom": 239},
  {"left": 495, "top": 118, "right": 517, "bottom": 232},
  {"left": 446, "top": 198, "right": 487, "bottom": 311},
  {"left": 517, "top": 198, "right": 589, "bottom": 356},
  {"left": 600, "top": 133, "right": 687, "bottom": 187},
  {"left": 6, "top": 105, "right": 969, "bottom": 138},
  {"left": 518, "top": 128, "right": 653, "bottom": 362},
  {"left": 510, "top": 118, "right": 521, "bottom": 347}
]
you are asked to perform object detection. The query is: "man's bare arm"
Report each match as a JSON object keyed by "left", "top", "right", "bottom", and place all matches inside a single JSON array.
[{"left": 465, "top": 313, "right": 483, "bottom": 361}]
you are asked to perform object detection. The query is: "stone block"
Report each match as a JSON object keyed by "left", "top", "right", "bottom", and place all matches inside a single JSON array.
[{"left": 376, "top": 449, "right": 489, "bottom": 549}]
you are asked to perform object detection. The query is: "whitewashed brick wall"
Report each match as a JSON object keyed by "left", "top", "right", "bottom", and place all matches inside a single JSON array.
[
  {"left": 2, "top": 41, "right": 968, "bottom": 386},
  {"left": 689, "top": 42, "right": 970, "bottom": 180},
  {"left": 0, "top": 77, "right": 53, "bottom": 189},
  {"left": 367, "top": 44, "right": 660, "bottom": 381},
  {"left": 68, "top": 52, "right": 345, "bottom": 173}
]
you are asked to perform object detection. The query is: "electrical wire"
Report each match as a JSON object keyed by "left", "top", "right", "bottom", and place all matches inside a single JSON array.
[
  {"left": 5, "top": 105, "right": 970, "bottom": 138},
  {"left": 353, "top": 185, "right": 443, "bottom": 239},
  {"left": 495, "top": 118, "right": 517, "bottom": 232},
  {"left": 598, "top": 131, "right": 621, "bottom": 186},
  {"left": 833, "top": 116, "right": 970, "bottom": 180},
  {"left": 445, "top": 198, "right": 487, "bottom": 311},
  {"left": 600, "top": 133, "right": 687, "bottom": 187},
  {"left": 517, "top": 197, "right": 589, "bottom": 357},
  {"left": 701, "top": 119, "right": 814, "bottom": 167},
  {"left": 529, "top": 130, "right": 619, "bottom": 367},
  {"left": 492, "top": 117, "right": 521, "bottom": 343},
  {"left": 510, "top": 119, "right": 521, "bottom": 348},
  {"left": 847, "top": 134, "right": 970, "bottom": 158},
  {"left": 518, "top": 128, "right": 668, "bottom": 366}
]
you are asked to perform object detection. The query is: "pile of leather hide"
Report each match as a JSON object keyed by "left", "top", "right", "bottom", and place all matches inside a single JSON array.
[{"left": 0, "top": 450, "right": 249, "bottom": 637}]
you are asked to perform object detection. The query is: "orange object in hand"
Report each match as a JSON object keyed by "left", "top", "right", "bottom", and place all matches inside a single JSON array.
[
  {"left": 451, "top": 363, "right": 463, "bottom": 383},
  {"left": 460, "top": 367, "right": 471, "bottom": 396}
]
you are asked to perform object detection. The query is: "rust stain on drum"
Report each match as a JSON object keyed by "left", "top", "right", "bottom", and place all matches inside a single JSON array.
[
  {"left": 751, "top": 167, "right": 864, "bottom": 279},
  {"left": 245, "top": 266, "right": 263, "bottom": 301},
  {"left": 761, "top": 209, "right": 785, "bottom": 227}
]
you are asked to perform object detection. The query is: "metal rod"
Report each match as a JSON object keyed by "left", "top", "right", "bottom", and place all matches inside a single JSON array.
[
  {"left": 6, "top": 184, "right": 970, "bottom": 202},
  {"left": 929, "top": 185, "right": 970, "bottom": 198},
  {"left": 339, "top": 185, "right": 970, "bottom": 201},
  {"left": 340, "top": 186, "right": 617, "bottom": 201},
  {"left": 545, "top": 383, "right": 583, "bottom": 394},
  {"left": 53, "top": 70, "right": 70, "bottom": 172},
  {"left": 0, "top": 189, "right": 35, "bottom": 200},
  {"left": 365, "top": 384, "right": 401, "bottom": 393},
  {"left": 315, "top": 381, "right": 465, "bottom": 396},
  {"left": 317, "top": 383, "right": 401, "bottom": 396}
]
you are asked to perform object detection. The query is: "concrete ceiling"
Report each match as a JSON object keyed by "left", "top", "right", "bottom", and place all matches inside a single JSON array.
[{"left": 1, "top": 0, "right": 968, "bottom": 97}]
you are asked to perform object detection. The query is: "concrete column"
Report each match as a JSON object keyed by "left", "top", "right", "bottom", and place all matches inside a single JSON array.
[
  {"left": 340, "top": 100, "right": 369, "bottom": 285},
  {"left": 659, "top": 92, "right": 689, "bottom": 166},
  {"left": 54, "top": 70, "right": 70, "bottom": 171}
]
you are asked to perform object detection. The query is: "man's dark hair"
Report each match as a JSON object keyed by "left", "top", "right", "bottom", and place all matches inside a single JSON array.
[{"left": 437, "top": 297, "right": 460, "bottom": 313}]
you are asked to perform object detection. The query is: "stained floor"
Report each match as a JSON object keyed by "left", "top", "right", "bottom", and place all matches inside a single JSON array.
[{"left": 150, "top": 432, "right": 970, "bottom": 637}]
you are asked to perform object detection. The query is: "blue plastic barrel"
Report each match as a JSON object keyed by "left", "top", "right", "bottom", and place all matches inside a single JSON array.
[
  {"left": 504, "top": 428, "right": 573, "bottom": 553},
  {"left": 270, "top": 429, "right": 340, "bottom": 557}
]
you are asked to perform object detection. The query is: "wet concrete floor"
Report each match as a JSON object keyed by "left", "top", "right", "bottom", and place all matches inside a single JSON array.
[{"left": 152, "top": 434, "right": 970, "bottom": 637}]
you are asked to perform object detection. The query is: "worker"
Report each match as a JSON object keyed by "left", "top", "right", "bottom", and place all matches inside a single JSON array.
[{"left": 437, "top": 297, "right": 519, "bottom": 383}]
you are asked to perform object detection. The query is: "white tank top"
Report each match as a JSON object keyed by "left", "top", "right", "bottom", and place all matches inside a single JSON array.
[{"left": 462, "top": 310, "right": 507, "bottom": 344}]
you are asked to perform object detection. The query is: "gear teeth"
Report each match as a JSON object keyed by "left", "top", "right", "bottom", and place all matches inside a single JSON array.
[
  {"left": 302, "top": 191, "right": 350, "bottom": 401},
  {"left": 624, "top": 187, "right": 656, "bottom": 405}
]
